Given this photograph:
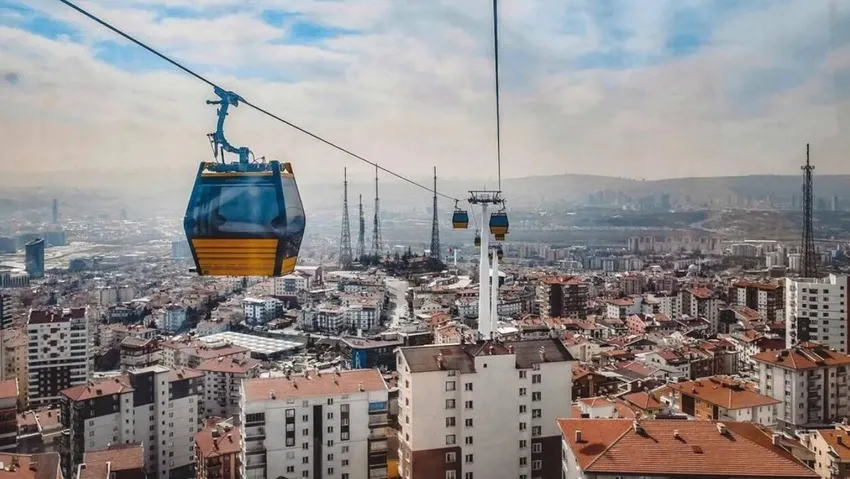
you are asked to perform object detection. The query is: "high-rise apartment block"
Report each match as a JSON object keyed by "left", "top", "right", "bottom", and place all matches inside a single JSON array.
[
  {"left": 25, "top": 238, "right": 45, "bottom": 279},
  {"left": 240, "top": 369, "right": 390, "bottom": 479},
  {"left": 27, "top": 307, "right": 89, "bottom": 407},
  {"left": 545, "top": 278, "right": 588, "bottom": 319},
  {"left": 0, "top": 292, "right": 12, "bottom": 329},
  {"left": 733, "top": 280, "right": 784, "bottom": 322},
  {"left": 59, "top": 365, "right": 204, "bottom": 479},
  {"left": 396, "top": 339, "right": 575, "bottom": 479},
  {"left": 785, "top": 274, "right": 849, "bottom": 353}
]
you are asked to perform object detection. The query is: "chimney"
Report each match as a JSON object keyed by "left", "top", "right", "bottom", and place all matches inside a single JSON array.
[
  {"left": 633, "top": 420, "right": 643, "bottom": 434},
  {"left": 716, "top": 423, "right": 727, "bottom": 435},
  {"left": 673, "top": 429, "right": 680, "bottom": 439},
  {"left": 358, "top": 383, "right": 364, "bottom": 392},
  {"left": 436, "top": 353, "right": 444, "bottom": 369},
  {"left": 317, "top": 370, "right": 322, "bottom": 377},
  {"left": 575, "top": 430, "right": 583, "bottom": 443},
  {"left": 772, "top": 433, "right": 781, "bottom": 446},
  {"left": 539, "top": 346, "right": 546, "bottom": 362},
  {"left": 488, "top": 345, "right": 494, "bottom": 355},
  {"left": 269, "top": 389, "right": 276, "bottom": 400}
]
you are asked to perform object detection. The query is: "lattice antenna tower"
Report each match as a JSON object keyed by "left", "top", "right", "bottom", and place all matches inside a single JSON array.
[
  {"left": 372, "top": 164, "right": 382, "bottom": 258},
  {"left": 430, "top": 166, "right": 441, "bottom": 260},
  {"left": 339, "top": 168, "right": 353, "bottom": 270},
  {"left": 801, "top": 143, "right": 817, "bottom": 278},
  {"left": 357, "top": 194, "right": 366, "bottom": 260}
]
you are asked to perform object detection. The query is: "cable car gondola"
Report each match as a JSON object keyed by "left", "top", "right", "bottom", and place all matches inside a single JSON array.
[
  {"left": 184, "top": 87, "right": 306, "bottom": 277},
  {"left": 474, "top": 233, "right": 481, "bottom": 247},
  {"left": 452, "top": 202, "right": 469, "bottom": 229},
  {"left": 496, "top": 246, "right": 504, "bottom": 260},
  {"left": 489, "top": 209, "right": 509, "bottom": 236}
]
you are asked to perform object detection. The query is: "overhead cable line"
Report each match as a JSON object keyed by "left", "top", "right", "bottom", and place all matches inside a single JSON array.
[
  {"left": 492, "top": 0, "right": 503, "bottom": 191},
  {"left": 56, "top": 0, "right": 459, "bottom": 202}
]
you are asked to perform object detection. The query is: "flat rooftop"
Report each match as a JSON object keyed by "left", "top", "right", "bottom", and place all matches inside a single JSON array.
[{"left": 199, "top": 331, "right": 303, "bottom": 356}]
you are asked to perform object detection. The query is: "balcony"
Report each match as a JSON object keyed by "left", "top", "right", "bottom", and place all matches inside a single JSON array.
[
  {"left": 369, "top": 428, "right": 388, "bottom": 440},
  {"left": 369, "top": 414, "right": 389, "bottom": 427},
  {"left": 369, "top": 441, "right": 388, "bottom": 453},
  {"left": 369, "top": 468, "right": 388, "bottom": 479}
]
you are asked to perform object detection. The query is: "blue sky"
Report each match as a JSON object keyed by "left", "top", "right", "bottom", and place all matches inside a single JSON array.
[{"left": 1, "top": 0, "right": 849, "bottom": 179}]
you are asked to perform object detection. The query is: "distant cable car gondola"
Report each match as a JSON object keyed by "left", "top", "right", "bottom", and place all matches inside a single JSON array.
[
  {"left": 496, "top": 246, "right": 504, "bottom": 260},
  {"left": 184, "top": 87, "right": 306, "bottom": 277},
  {"left": 452, "top": 202, "right": 469, "bottom": 229},
  {"left": 474, "top": 233, "right": 481, "bottom": 247},
  {"left": 489, "top": 209, "right": 509, "bottom": 236}
]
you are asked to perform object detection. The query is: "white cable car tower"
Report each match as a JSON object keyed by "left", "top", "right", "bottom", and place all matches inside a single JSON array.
[{"left": 469, "top": 191, "right": 503, "bottom": 339}]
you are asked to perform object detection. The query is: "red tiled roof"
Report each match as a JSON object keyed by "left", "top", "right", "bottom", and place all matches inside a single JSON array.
[
  {"left": 243, "top": 369, "right": 386, "bottom": 402},
  {"left": 558, "top": 419, "right": 818, "bottom": 477},
  {"left": 196, "top": 357, "right": 261, "bottom": 375},
  {"left": 735, "top": 281, "right": 781, "bottom": 291},
  {"left": 752, "top": 345, "right": 850, "bottom": 370},
  {"left": 195, "top": 425, "right": 241, "bottom": 458},
  {"left": 668, "top": 376, "right": 779, "bottom": 410},
  {"left": 621, "top": 391, "right": 661, "bottom": 410},
  {"left": 82, "top": 444, "right": 144, "bottom": 478},
  {"left": 61, "top": 377, "right": 132, "bottom": 402},
  {"left": 687, "top": 287, "right": 714, "bottom": 300}
]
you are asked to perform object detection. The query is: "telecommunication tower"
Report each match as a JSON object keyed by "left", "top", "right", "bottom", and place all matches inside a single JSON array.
[
  {"left": 372, "top": 165, "right": 382, "bottom": 258},
  {"left": 801, "top": 143, "right": 817, "bottom": 278},
  {"left": 430, "top": 167, "right": 441, "bottom": 260},
  {"left": 339, "top": 168, "right": 353, "bottom": 270},
  {"left": 357, "top": 194, "right": 366, "bottom": 260}
]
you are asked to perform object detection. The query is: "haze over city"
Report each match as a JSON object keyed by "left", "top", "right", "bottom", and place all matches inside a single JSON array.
[{"left": 1, "top": 0, "right": 850, "bottom": 192}]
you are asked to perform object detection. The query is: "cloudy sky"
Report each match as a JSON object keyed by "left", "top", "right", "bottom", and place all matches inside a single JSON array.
[{"left": 1, "top": 0, "right": 849, "bottom": 189}]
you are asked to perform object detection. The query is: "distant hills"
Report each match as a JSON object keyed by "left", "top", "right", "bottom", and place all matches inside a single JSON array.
[{"left": 2, "top": 168, "right": 850, "bottom": 218}]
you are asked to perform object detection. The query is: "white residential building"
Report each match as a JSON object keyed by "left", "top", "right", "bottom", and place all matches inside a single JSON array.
[
  {"left": 27, "top": 307, "right": 89, "bottom": 407},
  {"left": 159, "top": 306, "right": 188, "bottom": 334},
  {"left": 196, "top": 356, "right": 261, "bottom": 422},
  {"left": 785, "top": 274, "right": 849, "bottom": 353},
  {"left": 274, "top": 273, "right": 310, "bottom": 296},
  {"left": 243, "top": 297, "right": 280, "bottom": 325},
  {"left": 753, "top": 343, "right": 850, "bottom": 431},
  {"left": 59, "top": 365, "right": 204, "bottom": 479},
  {"left": 396, "top": 339, "right": 575, "bottom": 479},
  {"left": 96, "top": 286, "right": 135, "bottom": 307},
  {"left": 681, "top": 287, "right": 720, "bottom": 333},
  {"left": 240, "top": 369, "right": 390, "bottom": 479}
]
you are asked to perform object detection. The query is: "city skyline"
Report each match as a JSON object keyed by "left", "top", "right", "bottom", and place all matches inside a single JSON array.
[{"left": 0, "top": 1, "right": 849, "bottom": 188}]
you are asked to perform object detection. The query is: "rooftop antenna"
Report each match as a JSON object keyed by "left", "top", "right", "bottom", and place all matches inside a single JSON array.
[
  {"left": 339, "top": 168, "right": 353, "bottom": 270},
  {"left": 357, "top": 194, "right": 366, "bottom": 261},
  {"left": 372, "top": 164, "right": 382, "bottom": 258},
  {"left": 430, "top": 166, "right": 441, "bottom": 261},
  {"left": 801, "top": 143, "right": 817, "bottom": 278}
]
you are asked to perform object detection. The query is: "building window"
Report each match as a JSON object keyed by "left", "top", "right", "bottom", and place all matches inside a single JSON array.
[
  {"left": 532, "top": 460, "right": 542, "bottom": 470},
  {"left": 519, "top": 370, "right": 527, "bottom": 379},
  {"left": 464, "top": 382, "right": 473, "bottom": 391},
  {"left": 465, "top": 436, "right": 473, "bottom": 445},
  {"left": 465, "top": 400, "right": 473, "bottom": 409},
  {"left": 327, "top": 467, "right": 334, "bottom": 475},
  {"left": 286, "top": 466, "right": 295, "bottom": 473},
  {"left": 340, "top": 404, "right": 349, "bottom": 412},
  {"left": 447, "top": 370, "right": 457, "bottom": 376},
  {"left": 327, "top": 398, "right": 334, "bottom": 405},
  {"left": 532, "top": 409, "right": 541, "bottom": 418},
  {"left": 286, "top": 409, "right": 295, "bottom": 417},
  {"left": 519, "top": 388, "right": 527, "bottom": 396},
  {"left": 519, "top": 440, "right": 527, "bottom": 449},
  {"left": 446, "top": 399, "right": 456, "bottom": 409},
  {"left": 519, "top": 422, "right": 526, "bottom": 431},
  {"left": 446, "top": 417, "right": 456, "bottom": 427},
  {"left": 341, "top": 432, "right": 349, "bottom": 441},
  {"left": 532, "top": 374, "right": 541, "bottom": 384},
  {"left": 531, "top": 392, "right": 541, "bottom": 402},
  {"left": 464, "top": 473, "right": 473, "bottom": 479},
  {"left": 446, "top": 435, "right": 456, "bottom": 445},
  {"left": 519, "top": 457, "right": 527, "bottom": 466},
  {"left": 465, "top": 418, "right": 473, "bottom": 427},
  {"left": 532, "top": 426, "right": 541, "bottom": 437},
  {"left": 327, "top": 412, "right": 334, "bottom": 419},
  {"left": 446, "top": 472, "right": 456, "bottom": 479},
  {"left": 327, "top": 454, "right": 334, "bottom": 461},
  {"left": 532, "top": 443, "right": 542, "bottom": 453},
  {"left": 286, "top": 438, "right": 295, "bottom": 447},
  {"left": 519, "top": 405, "right": 526, "bottom": 414},
  {"left": 446, "top": 381, "right": 456, "bottom": 391},
  {"left": 465, "top": 454, "right": 473, "bottom": 463},
  {"left": 446, "top": 452, "right": 456, "bottom": 463}
]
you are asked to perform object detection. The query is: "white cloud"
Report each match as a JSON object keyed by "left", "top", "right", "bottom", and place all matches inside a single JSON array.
[{"left": 0, "top": 0, "right": 848, "bottom": 196}]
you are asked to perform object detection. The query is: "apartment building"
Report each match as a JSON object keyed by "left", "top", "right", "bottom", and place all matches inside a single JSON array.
[
  {"left": 17, "top": 407, "right": 62, "bottom": 454},
  {"left": 240, "top": 368, "right": 390, "bottom": 479},
  {"left": 546, "top": 278, "right": 588, "bottom": 319},
  {"left": 77, "top": 443, "right": 145, "bottom": 479},
  {"left": 243, "top": 297, "right": 280, "bottom": 325},
  {"left": 786, "top": 274, "right": 849, "bottom": 353},
  {"left": 196, "top": 356, "right": 261, "bottom": 422},
  {"left": 681, "top": 288, "right": 720, "bottom": 333},
  {"left": 558, "top": 419, "right": 818, "bottom": 479},
  {"left": 396, "top": 338, "right": 575, "bottom": 479},
  {"left": 665, "top": 376, "right": 780, "bottom": 427},
  {"left": 0, "top": 292, "right": 12, "bottom": 329},
  {"left": 27, "top": 307, "right": 89, "bottom": 407},
  {"left": 0, "top": 379, "right": 17, "bottom": 452},
  {"left": 1, "top": 328, "right": 29, "bottom": 406},
  {"left": 733, "top": 280, "right": 784, "bottom": 321},
  {"left": 59, "top": 365, "right": 204, "bottom": 479},
  {"left": 195, "top": 421, "right": 240, "bottom": 479},
  {"left": 753, "top": 343, "right": 850, "bottom": 431},
  {"left": 159, "top": 340, "right": 248, "bottom": 369}
]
